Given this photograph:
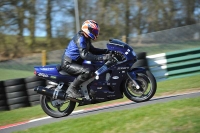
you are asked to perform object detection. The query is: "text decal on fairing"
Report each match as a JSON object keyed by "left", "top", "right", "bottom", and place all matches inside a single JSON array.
[
  {"left": 125, "top": 49, "right": 130, "bottom": 55},
  {"left": 117, "top": 67, "right": 129, "bottom": 70},
  {"left": 40, "top": 68, "right": 55, "bottom": 71},
  {"left": 38, "top": 73, "right": 49, "bottom": 77}
]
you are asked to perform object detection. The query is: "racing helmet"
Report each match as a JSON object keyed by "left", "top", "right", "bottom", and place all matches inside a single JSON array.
[{"left": 81, "top": 20, "right": 100, "bottom": 40}]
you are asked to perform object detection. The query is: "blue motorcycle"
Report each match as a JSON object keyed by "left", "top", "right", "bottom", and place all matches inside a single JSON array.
[{"left": 34, "top": 39, "right": 157, "bottom": 118}]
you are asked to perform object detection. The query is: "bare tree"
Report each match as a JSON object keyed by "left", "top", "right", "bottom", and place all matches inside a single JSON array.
[
  {"left": 46, "top": 0, "right": 53, "bottom": 47},
  {"left": 27, "top": 0, "right": 36, "bottom": 48}
]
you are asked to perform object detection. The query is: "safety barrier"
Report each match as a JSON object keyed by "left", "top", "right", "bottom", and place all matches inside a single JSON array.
[
  {"left": 147, "top": 47, "right": 200, "bottom": 81},
  {"left": 0, "top": 76, "right": 45, "bottom": 111}
]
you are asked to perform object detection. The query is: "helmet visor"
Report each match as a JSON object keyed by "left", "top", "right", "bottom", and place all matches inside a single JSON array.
[{"left": 92, "top": 28, "right": 99, "bottom": 37}]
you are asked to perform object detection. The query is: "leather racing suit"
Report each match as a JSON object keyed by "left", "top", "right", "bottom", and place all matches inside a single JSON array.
[{"left": 61, "top": 31, "right": 110, "bottom": 98}]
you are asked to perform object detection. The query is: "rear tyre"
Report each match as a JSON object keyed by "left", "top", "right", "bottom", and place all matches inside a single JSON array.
[
  {"left": 40, "top": 85, "right": 76, "bottom": 118},
  {"left": 124, "top": 70, "right": 157, "bottom": 102},
  {"left": 40, "top": 95, "right": 76, "bottom": 118}
]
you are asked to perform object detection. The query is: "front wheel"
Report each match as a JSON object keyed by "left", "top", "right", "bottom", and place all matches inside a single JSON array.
[
  {"left": 124, "top": 70, "right": 157, "bottom": 102},
  {"left": 40, "top": 95, "right": 76, "bottom": 118}
]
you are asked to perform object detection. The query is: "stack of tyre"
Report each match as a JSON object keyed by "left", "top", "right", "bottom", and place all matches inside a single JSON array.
[
  {"left": 132, "top": 52, "right": 149, "bottom": 69},
  {"left": 4, "top": 78, "right": 29, "bottom": 110},
  {"left": 0, "top": 81, "right": 8, "bottom": 111},
  {"left": 25, "top": 76, "right": 46, "bottom": 107}
]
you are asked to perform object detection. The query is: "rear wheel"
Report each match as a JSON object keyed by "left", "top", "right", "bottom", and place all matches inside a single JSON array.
[
  {"left": 40, "top": 95, "right": 76, "bottom": 118},
  {"left": 40, "top": 86, "right": 76, "bottom": 118},
  {"left": 124, "top": 70, "right": 157, "bottom": 102}
]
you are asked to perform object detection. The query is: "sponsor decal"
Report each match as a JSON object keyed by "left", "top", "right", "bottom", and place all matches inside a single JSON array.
[
  {"left": 50, "top": 76, "right": 56, "bottom": 79},
  {"left": 96, "top": 97, "right": 104, "bottom": 100},
  {"left": 107, "top": 95, "right": 115, "bottom": 97},
  {"left": 40, "top": 68, "right": 55, "bottom": 71},
  {"left": 125, "top": 49, "right": 130, "bottom": 55},
  {"left": 117, "top": 67, "right": 129, "bottom": 70},
  {"left": 112, "top": 76, "right": 119, "bottom": 79},
  {"left": 97, "top": 87, "right": 102, "bottom": 89},
  {"left": 112, "top": 83, "right": 117, "bottom": 85},
  {"left": 38, "top": 73, "right": 49, "bottom": 77}
]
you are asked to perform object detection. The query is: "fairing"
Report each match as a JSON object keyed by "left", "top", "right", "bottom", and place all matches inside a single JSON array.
[{"left": 107, "top": 39, "right": 137, "bottom": 61}]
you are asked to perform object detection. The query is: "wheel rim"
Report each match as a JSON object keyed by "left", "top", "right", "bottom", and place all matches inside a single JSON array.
[
  {"left": 44, "top": 96, "right": 71, "bottom": 114},
  {"left": 125, "top": 73, "right": 153, "bottom": 101}
]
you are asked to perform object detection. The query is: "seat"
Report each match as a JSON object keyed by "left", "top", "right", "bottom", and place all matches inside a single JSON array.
[{"left": 56, "top": 64, "right": 71, "bottom": 76}]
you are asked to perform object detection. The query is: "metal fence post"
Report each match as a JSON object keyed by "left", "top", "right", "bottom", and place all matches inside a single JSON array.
[
  {"left": 42, "top": 50, "right": 46, "bottom": 66},
  {"left": 122, "top": 35, "right": 126, "bottom": 43}
]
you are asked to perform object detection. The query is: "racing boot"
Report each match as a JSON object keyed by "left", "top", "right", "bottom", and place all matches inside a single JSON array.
[{"left": 66, "top": 78, "right": 83, "bottom": 98}]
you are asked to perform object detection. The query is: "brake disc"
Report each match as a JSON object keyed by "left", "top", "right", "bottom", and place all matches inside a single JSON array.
[
  {"left": 130, "top": 77, "right": 148, "bottom": 95},
  {"left": 51, "top": 99, "right": 65, "bottom": 108}
]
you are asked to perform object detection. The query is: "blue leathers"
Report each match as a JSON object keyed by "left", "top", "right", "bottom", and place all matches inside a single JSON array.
[
  {"left": 61, "top": 31, "right": 111, "bottom": 98},
  {"left": 64, "top": 31, "right": 110, "bottom": 64}
]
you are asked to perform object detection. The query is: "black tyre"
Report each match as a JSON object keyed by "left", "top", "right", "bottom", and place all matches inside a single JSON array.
[
  {"left": 124, "top": 70, "right": 157, "bottom": 102},
  {"left": 136, "top": 52, "right": 146, "bottom": 60},
  {"left": 29, "top": 101, "right": 40, "bottom": 106},
  {"left": 4, "top": 78, "right": 24, "bottom": 87},
  {"left": 0, "top": 87, "right": 4, "bottom": 92},
  {"left": 0, "top": 81, "right": 4, "bottom": 87},
  {"left": 6, "top": 91, "right": 27, "bottom": 99},
  {"left": 131, "top": 59, "right": 148, "bottom": 68},
  {"left": 26, "top": 81, "right": 46, "bottom": 89},
  {"left": 7, "top": 96, "right": 28, "bottom": 105},
  {"left": 5, "top": 85, "right": 26, "bottom": 93},
  {"left": 28, "top": 94, "right": 40, "bottom": 102},
  {"left": 40, "top": 95, "right": 76, "bottom": 118},
  {"left": 0, "top": 94, "right": 6, "bottom": 100},
  {"left": 0, "top": 100, "right": 7, "bottom": 106},
  {"left": 24, "top": 76, "right": 41, "bottom": 83},
  {"left": 27, "top": 89, "right": 38, "bottom": 95},
  {"left": 0, "top": 106, "right": 9, "bottom": 111},
  {"left": 0, "top": 81, "right": 4, "bottom": 92},
  {"left": 9, "top": 103, "right": 29, "bottom": 110}
]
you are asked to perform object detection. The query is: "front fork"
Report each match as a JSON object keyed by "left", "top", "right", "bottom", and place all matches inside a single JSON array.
[
  {"left": 127, "top": 72, "right": 140, "bottom": 89},
  {"left": 127, "top": 67, "right": 147, "bottom": 89}
]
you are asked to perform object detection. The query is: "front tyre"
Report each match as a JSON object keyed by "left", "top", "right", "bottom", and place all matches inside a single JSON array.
[
  {"left": 40, "top": 95, "right": 76, "bottom": 118},
  {"left": 124, "top": 70, "right": 157, "bottom": 102}
]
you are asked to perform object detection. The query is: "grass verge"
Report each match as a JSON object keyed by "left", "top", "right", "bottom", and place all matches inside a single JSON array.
[
  {"left": 0, "top": 68, "right": 33, "bottom": 81},
  {"left": 14, "top": 97, "right": 200, "bottom": 133},
  {"left": 0, "top": 75, "right": 200, "bottom": 126}
]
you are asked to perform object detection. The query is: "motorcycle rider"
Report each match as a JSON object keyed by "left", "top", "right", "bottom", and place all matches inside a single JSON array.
[{"left": 61, "top": 20, "right": 114, "bottom": 98}]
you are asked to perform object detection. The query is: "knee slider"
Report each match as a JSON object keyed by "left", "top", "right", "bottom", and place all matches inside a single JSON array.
[{"left": 81, "top": 68, "right": 93, "bottom": 80}]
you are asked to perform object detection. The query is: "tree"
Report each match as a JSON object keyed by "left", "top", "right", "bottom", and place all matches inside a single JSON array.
[
  {"left": 46, "top": 0, "right": 53, "bottom": 47},
  {"left": 27, "top": 0, "right": 36, "bottom": 48}
]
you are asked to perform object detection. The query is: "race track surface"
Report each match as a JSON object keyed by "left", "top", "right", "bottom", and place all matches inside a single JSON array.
[{"left": 1, "top": 91, "right": 200, "bottom": 133}]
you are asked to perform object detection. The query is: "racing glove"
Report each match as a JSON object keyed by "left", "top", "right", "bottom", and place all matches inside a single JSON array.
[{"left": 103, "top": 54, "right": 112, "bottom": 61}]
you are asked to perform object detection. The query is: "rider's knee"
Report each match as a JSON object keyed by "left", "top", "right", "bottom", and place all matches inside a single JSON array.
[{"left": 81, "top": 68, "right": 93, "bottom": 80}]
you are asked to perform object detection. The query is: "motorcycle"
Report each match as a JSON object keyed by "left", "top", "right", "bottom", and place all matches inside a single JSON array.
[{"left": 34, "top": 39, "right": 157, "bottom": 118}]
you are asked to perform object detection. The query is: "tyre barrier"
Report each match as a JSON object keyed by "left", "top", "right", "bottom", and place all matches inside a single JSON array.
[
  {"left": 4, "top": 78, "right": 29, "bottom": 110},
  {"left": 0, "top": 76, "right": 46, "bottom": 111},
  {"left": 26, "top": 79, "right": 46, "bottom": 107},
  {"left": 131, "top": 52, "right": 148, "bottom": 69},
  {"left": 0, "top": 81, "right": 8, "bottom": 111},
  {"left": 136, "top": 52, "right": 146, "bottom": 60}
]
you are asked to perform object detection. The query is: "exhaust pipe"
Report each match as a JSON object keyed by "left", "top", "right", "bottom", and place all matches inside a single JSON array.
[{"left": 34, "top": 86, "right": 66, "bottom": 100}]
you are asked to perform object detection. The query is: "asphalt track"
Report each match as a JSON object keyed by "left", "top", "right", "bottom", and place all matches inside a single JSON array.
[{"left": 1, "top": 91, "right": 200, "bottom": 133}]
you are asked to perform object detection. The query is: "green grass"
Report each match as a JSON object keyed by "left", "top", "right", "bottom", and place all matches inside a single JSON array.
[
  {"left": 0, "top": 74, "right": 200, "bottom": 126},
  {"left": 14, "top": 97, "right": 200, "bottom": 133},
  {"left": 0, "top": 68, "right": 33, "bottom": 81}
]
